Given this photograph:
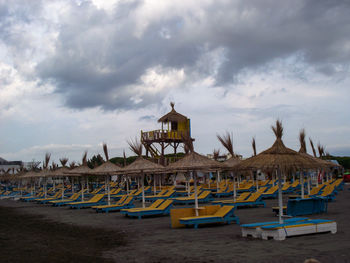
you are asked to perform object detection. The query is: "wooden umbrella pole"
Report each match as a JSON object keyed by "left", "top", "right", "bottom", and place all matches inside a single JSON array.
[
  {"left": 141, "top": 171, "right": 145, "bottom": 208},
  {"left": 126, "top": 176, "right": 129, "bottom": 194},
  {"left": 186, "top": 172, "right": 191, "bottom": 197},
  {"left": 216, "top": 171, "right": 220, "bottom": 192},
  {"left": 81, "top": 177, "right": 85, "bottom": 201},
  {"left": 301, "top": 171, "right": 305, "bottom": 199},
  {"left": 44, "top": 178, "right": 47, "bottom": 199},
  {"left": 232, "top": 172, "right": 237, "bottom": 202},
  {"left": 153, "top": 175, "right": 157, "bottom": 195},
  {"left": 307, "top": 173, "right": 311, "bottom": 195},
  {"left": 61, "top": 177, "right": 64, "bottom": 200},
  {"left": 105, "top": 176, "right": 108, "bottom": 194},
  {"left": 208, "top": 173, "right": 211, "bottom": 189},
  {"left": 86, "top": 176, "right": 89, "bottom": 193},
  {"left": 194, "top": 171, "right": 199, "bottom": 217},
  {"left": 107, "top": 175, "right": 111, "bottom": 206},
  {"left": 277, "top": 167, "right": 283, "bottom": 224}
]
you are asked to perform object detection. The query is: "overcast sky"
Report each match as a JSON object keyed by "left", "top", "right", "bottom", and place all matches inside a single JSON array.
[{"left": 1, "top": 0, "right": 350, "bottom": 164}]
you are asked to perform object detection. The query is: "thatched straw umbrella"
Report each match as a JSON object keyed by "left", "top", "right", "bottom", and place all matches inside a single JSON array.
[
  {"left": 217, "top": 132, "right": 241, "bottom": 201},
  {"left": 88, "top": 143, "right": 123, "bottom": 205},
  {"left": 65, "top": 152, "right": 91, "bottom": 201},
  {"left": 234, "top": 120, "right": 322, "bottom": 224},
  {"left": 166, "top": 136, "right": 223, "bottom": 216},
  {"left": 49, "top": 164, "right": 72, "bottom": 200},
  {"left": 122, "top": 139, "right": 164, "bottom": 208},
  {"left": 21, "top": 170, "right": 40, "bottom": 196}
]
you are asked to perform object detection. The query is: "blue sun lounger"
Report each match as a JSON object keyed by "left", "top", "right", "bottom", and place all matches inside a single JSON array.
[
  {"left": 179, "top": 206, "right": 239, "bottom": 228},
  {"left": 223, "top": 192, "right": 266, "bottom": 208},
  {"left": 121, "top": 199, "right": 174, "bottom": 219},
  {"left": 92, "top": 196, "right": 135, "bottom": 213},
  {"left": 172, "top": 191, "right": 212, "bottom": 205},
  {"left": 68, "top": 194, "right": 106, "bottom": 209}
]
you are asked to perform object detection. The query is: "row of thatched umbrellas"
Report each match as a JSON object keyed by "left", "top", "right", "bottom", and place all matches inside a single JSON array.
[{"left": 2, "top": 120, "right": 339, "bottom": 223}]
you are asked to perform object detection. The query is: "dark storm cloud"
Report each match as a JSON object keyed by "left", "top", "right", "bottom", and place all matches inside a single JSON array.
[{"left": 30, "top": 0, "right": 350, "bottom": 110}]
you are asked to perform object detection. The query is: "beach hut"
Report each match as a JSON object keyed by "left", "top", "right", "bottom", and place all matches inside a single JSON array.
[{"left": 234, "top": 120, "right": 321, "bottom": 223}]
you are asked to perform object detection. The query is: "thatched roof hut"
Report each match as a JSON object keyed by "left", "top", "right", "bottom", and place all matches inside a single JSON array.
[{"left": 158, "top": 102, "right": 188, "bottom": 123}]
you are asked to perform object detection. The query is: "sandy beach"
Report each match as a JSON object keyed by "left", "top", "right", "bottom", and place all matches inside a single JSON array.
[{"left": 1, "top": 185, "right": 349, "bottom": 263}]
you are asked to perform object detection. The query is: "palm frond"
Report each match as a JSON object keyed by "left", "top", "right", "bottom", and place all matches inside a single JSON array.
[
  {"left": 213, "top": 149, "right": 220, "bottom": 161},
  {"left": 252, "top": 137, "right": 257, "bottom": 156},
  {"left": 82, "top": 151, "right": 88, "bottom": 165},
  {"left": 271, "top": 119, "right": 283, "bottom": 139},
  {"left": 309, "top": 138, "right": 317, "bottom": 157},
  {"left": 103, "top": 143, "right": 109, "bottom": 161},
  {"left": 43, "top": 153, "right": 51, "bottom": 169},
  {"left": 127, "top": 138, "right": 143, "bottom": 157},
  {"left": 182, "top": 132, "right": 194, "bottom": 153},
  {"left": 69, "top": 161, "right": 76, "bottom": 168},
  {"left": 298, "top": 129, "right": 307, "bottom": 153},
  {"left": 59, "top": 158, "right": 69, "bottom": 167},
  {"left": 217, "top": 132, "right": 234, "bottom": 156}
]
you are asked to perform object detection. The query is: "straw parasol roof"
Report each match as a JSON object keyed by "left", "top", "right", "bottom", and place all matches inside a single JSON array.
[
  {"left": 158, "top": 102, "right": 188, "bottom": 123},
  {"left": 166, "top": 150, "right": 224, "bottom": 172},
  {"left": 49, "top": 167, "right": 72, "bottom": 177},
  {"left": 21, "top": 170, "right": 40, "bottom": 179},
  {"left": 88, "top": 143, "right": 124, "bottom": 175},
  {"left": 299, "top": 130, "right": 340, "bottom": 170},
  {"left": 122, "top": 157, "right": 164, "bottom": 174},
  {"left": 65, "top": 165, "right": 91, "bottom": 175},
  {"left": 88, "top": 161, "right": 123, "bottom": 175},
  {"left": 234, "top": 121, "right": 323, "bottom": 173}
]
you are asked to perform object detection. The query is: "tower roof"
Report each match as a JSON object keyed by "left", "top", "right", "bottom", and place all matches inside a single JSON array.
[{"left": 158, "top": 102, "right": 188, "bottom": 123}]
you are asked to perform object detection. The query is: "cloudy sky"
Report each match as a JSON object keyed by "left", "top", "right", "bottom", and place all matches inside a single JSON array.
[{"left": 1, "top": 0, "right": 350, "bottom": 164}]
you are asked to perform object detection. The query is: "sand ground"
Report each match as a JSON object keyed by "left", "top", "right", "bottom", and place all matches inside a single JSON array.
[{"left": 1, "top": 184, "right": 350, "bottom": 263}]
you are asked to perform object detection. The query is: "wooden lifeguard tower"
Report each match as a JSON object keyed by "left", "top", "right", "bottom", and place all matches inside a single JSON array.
[{"left": 141, "top": 103, "right": 194, "bottom": 163}]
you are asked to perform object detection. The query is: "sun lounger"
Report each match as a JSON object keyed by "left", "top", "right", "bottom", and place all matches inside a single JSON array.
[
  {"left": 221, "top": 192, "right": 265, "bottom": 208},
  {"left": 20, "top": 192, "right": 45, "bottom": 202},
  {"left": 212, "top": 192, "right": 251, "bottom": 205},
  {"left": 121, "top": 200, "right": 174, "bottom": 219},
  {"left": 214, "top": 185, "right": 233, "bottom": 197},
  {"left": 49, "top": 190, "right": 87, "bottom": 206},
  {"left": 172, "top": 191, "right": 212, "bottom": 205},
  {"left": 261, "top": 185, "right": 279, "bottom": 199},
  {"left": 179, "top": 206, "right": 239, "bottom": 228},
  {"left": 35, "top": 191, "right": 63, "bottom": 204},
  {"left": 68, "top": 194, "right": 106, "bottom": 209},
  {"left": 260, "top": 219, "right": 337, "bottom": 241},
  {"left": 237, "top": 183, "right": 254, "bottom": 192},
  {"left": 92, "top": 196, "right": 135, "bottom": 213}
]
